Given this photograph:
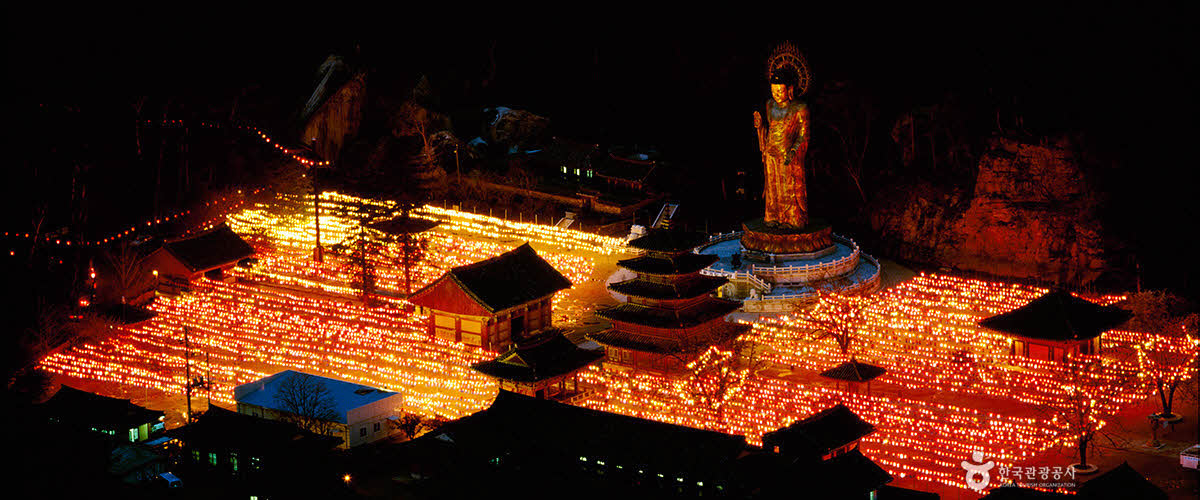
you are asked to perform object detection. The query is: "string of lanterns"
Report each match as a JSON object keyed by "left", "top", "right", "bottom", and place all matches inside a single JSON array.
[{"left": 4, "top": 117, "right": 323, "bottom": 249}]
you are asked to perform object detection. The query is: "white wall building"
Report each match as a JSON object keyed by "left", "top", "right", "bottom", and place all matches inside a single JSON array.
[{"left": 233, "top": 370, "right": 403, "bottom": 449}]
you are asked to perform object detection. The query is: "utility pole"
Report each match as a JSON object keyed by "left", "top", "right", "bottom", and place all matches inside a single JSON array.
[
  {"left": 314, "top": 177, "right": 323, "bottom": 262},
  {"left": 184, "top": 327, "right": 193, "bottom": 423},
  {"left": 455, "top": 144, "right": 461, "bottom": 181},
  {"left": 311, "top": 139, "right": 324, "bottom": 263},
  {"left": 183, "top": 327, "right": 209, "bottom": 423}
]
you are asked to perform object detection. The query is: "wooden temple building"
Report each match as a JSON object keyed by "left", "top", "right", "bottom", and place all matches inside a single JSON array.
[
  {"left": 410, "top": 243, "right": 571, "bottom": 352},
  {"left": 146, "top": 224, "right": 255, "bottom": 282},
  {"left": 471, "top": 328, "right": 603, "bottom": 400},
  {"left": 979, "top": 289, "right": 1131, "bottom": 362},
  {"left": 589, "top": 230, "right": 750, "bottom": 374}
]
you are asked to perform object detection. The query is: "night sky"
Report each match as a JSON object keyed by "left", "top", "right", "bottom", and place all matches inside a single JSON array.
[{"left": 6, "top": 6, "right": 1198, "bottom": 292}]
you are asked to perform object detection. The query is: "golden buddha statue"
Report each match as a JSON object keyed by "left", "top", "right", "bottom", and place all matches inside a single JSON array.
[{"left": 753, "top": 43, "right": 811, "bottom": 228}]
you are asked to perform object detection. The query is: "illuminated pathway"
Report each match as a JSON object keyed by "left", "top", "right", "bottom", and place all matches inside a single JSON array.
[{"left": 38, "top": 192, "right": 1196, "bottom": 494}]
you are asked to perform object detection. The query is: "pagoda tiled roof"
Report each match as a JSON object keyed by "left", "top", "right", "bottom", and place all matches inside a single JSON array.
[
  {"left": 608, "top": 275, "right": 726, "bottom": 300},
  {"left": 617, "top": 252, "right": 718, "bottom": 276},
  {"left": 627, "top": 230, "right": 709, "bottom": 253},
  {"left": 596, "top": 299, "right": 741, "bottom": 328},
  {"left": 978, "top": 289, "right": 1131, "bottom": 342}
]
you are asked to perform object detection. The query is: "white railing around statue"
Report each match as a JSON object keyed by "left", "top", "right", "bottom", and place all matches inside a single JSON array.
[{"left": 747, "top": 234, "right": 861, "bottom": 284}]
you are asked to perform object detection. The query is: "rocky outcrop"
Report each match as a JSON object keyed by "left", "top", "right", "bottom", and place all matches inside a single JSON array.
[
  {"left": 869, "top": 135, "right": 1108, "bottom": 285},
  {"left": 301, "top": 56, "right": 366, "bottom": 163},
  {"left": 483, "top": 107, "right": 550, "bottom": 153}
]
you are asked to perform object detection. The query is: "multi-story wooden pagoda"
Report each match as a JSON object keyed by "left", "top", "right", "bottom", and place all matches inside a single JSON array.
[{"left": 589, "top": 231, "right": 750, "bottom": 374}]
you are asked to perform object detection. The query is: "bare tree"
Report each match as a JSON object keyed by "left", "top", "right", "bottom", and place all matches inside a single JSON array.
[
  {"left": 816, "top": 82, "right": 874, "bottom": 203},
  {"left": 272, "top": 372, "right": 339, "bottom": 436},
  {"left": 392, "top": 413, "right": 424, "bottom": 440},
  {"left": 28, "top": 202, "right": 48, "bottom": 262},
  {"left": 331, "top": 203, "right": 386, "bottom": 304},
  {"left": 794, "top": 290, "right": 874, "bottom": 357},
  {"left": 68, "top": 309, "right": 120, "bottom": 345},
  {"left": 21, "top": 302, "right": 72, "bottom": 363},
  {"left": 101, "top": 244, "right": 153, "bottom": 305},
  {"left": 681, "top": 337, "right": 765, "bottom": 431},
  {"left": 1125, "top": 290, "right": 1199, "bottom": 420},
  {"left": 1040, "top": 355, "right": 1136, "bottom": 472},
  {"left": 1135, "top": 313, "right": 1200, "bottom": 420}
]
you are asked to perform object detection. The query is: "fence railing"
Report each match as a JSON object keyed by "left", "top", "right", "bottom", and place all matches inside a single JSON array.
[{"left": 701, "top": 267, "right": 772, "bottom": 293}]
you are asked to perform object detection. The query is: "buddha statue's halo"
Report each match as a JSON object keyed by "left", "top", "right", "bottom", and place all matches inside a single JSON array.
[{"left": 767, "top": 42, "right": 811, "bottom": 97}]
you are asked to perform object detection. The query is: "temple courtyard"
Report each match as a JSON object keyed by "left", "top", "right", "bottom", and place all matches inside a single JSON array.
[{"left": 37, "top": 190, "right": 1198, "bottom": 498}]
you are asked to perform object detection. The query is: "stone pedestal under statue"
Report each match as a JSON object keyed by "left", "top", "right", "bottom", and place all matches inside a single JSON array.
[{"left": 740, "top": 218, "right": 833, "bottom": 257}]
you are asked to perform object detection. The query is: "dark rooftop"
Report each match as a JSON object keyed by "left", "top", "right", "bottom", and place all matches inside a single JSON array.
[
  {"left": 161, "top": 223, "right": 255, "bottom": 273},
  {"left": 819, "top": 359, "right": 887, "bottom": 383},
  {"left": 596, "top": 299, "right": 742, "bottom": 328},
  {"left": 169, "top": 406, "right": 341, "bottom": 454},
  {"left": 627, "top": 230, "right": 708, "bottom": 253},
  {"left": 1077, "top": 462, "right": 1166, "bottom": 500},
  {"left": 762, "top": 404, "right": 876, "bottom": 458},
  {"left": 736, "top": 448, "right": 893, "bottom": 498},
  {"left": 978, "top": 289, "right": 1132, "bottom": 342},
  {"left": 616, "top": 253, "right": 718, "bottom": 276},
  {"left": 472, "top": 329, "right": 603, "bottom": 382},
  {"left": 875, "top": 484, "right": 941, "bottom": 499},
  {"left": 416, "top": 390, "right": 749, "bottom": 475},
  {"left": 608, "top": 275, "right": 726, "bottom": 300},
  {"left": 595, "top": 152, "right": 657, "bottom": 183},
  {"left": 40, "top": 385, "right": 164, "bottom": 429},
  {"left": 414, "top": 243, "right": 572, "bottom": 313}
]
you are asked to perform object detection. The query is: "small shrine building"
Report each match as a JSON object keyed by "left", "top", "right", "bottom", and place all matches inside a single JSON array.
[{"left": 979, "top": 289, "right": 1131, "bottom": 362}]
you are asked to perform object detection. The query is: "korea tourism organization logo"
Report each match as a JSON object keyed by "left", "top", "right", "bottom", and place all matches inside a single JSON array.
[
  {"left": 961, "top": 452, "right": 1078, "bottom": 492},
  {"left": 961, "top": 451, "right": 995, "bottom": 492}
]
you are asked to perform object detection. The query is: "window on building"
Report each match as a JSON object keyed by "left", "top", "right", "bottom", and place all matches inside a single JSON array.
[
  {"left": 373, "top": 422, "right": 380, "bottom": 432},
  {"left": 250, "top": 456, "right": 262, "bottom": 471},
  {"left": 128, "top": 428, "right": 139, "bottom": 442},
  {"left": 192, "top": 450, "right": 201, "bottom": 463},
  {"left": 208, "top": 452, "right": 218, "bottom": 466},
  {"left": 574, "top": 168, "right": 581, "bottom": 176},
  {"left": 561, "top": 165, "right": 568, "bottom": 174},
  {"left": 360, "top": 427, "right": 367, "bottom": 437},
  {"left": 230, "top": 452, "right": 239, "bottom": 473}
]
